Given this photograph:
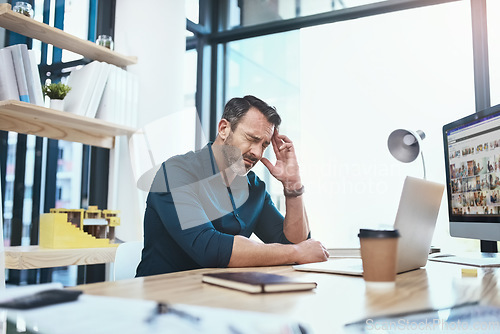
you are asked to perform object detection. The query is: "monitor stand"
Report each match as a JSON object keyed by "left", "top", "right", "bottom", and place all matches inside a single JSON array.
[
  {"left": 481, "top": 240, "right": 498, "bottom": 253},
  {"left": 429, "top": 252, "right": 500, "bottom": 267}
]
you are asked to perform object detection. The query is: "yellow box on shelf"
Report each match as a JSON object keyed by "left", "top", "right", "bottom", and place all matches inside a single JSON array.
[
  {"left": 40, "top": 213, "right": 117, "bottom": 249},
  {"left": 85, "top": 205, "right": 102, "bottom": 219},
  {"left": 102, "top": 209, "right": 120, "bottom": 227},
  {"left": 107, "top": 217, "right": 121, "bottom": 227},
  {"left": 50, "top": 208, "right": 84, "bottom": 229}
]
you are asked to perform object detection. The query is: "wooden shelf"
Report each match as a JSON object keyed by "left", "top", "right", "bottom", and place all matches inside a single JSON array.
[
  {"left": 0, "top": 3, "right": 137, "bottom": 67},
  {"left": 0, "top": 100, "right": 136, "bottom": 149},
  {"left": 4, "top": 245, "right": 117, "bottom": 270}
]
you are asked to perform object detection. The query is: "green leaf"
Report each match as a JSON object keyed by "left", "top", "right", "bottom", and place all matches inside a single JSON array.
[{"left": 42, "top": 82, "right": 72, "bottom": 100}]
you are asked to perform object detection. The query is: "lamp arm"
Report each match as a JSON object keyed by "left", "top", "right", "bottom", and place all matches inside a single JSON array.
[{"left": 420, "top": 151, "right": 427, "bottom": 180}]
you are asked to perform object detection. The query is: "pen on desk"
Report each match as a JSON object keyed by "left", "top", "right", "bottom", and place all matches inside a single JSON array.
[
  {"left": 145, "top": 302, "right": 167, "bottom": 323},
  {"left": 145, "top": 302, "right": 200, "bottom": 324},
  {"left": 297, "top": 323, "right": 308, "bottom": 334}
]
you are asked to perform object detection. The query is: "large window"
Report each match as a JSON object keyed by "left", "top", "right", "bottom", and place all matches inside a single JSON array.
[
  {"left": 488, "top": 0, "right": 500, "bottom": 106},
  {"left": 184, "top": 49, "right": 198, "bottom": 109},
  {"left": 225, "top": 1, "right": 476, "bottom": 249},
  {"left": 225, "top": 31, "right": 300, "bottom": 210},
  {"left": 225, "top": 0, "right": 388, "bottom": 30}
]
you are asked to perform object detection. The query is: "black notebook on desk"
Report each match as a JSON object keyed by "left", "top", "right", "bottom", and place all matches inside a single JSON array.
[{"left": 202, "top": 272, "right": 317, "bottom": 294}]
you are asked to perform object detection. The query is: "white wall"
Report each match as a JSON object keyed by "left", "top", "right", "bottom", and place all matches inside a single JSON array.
[{"left": 111, "top": 0, "right": 185, "bottom": 241}]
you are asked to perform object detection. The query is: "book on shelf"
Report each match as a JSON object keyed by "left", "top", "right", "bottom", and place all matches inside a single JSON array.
[
  {"left": 25, "top": 49, "right": 45, "bottom": 106},
  {"left": 116, "top": 65, "right": 127, "bottom": 125},
  {"left": 64, "top": 61, "right": 102, "bottom": 116},
  {"left": 95, "top": 65, "right": 118, "bottom": 122},
  {"left": 95, "top": 65, "right": 138, "bottom": 127},
  {"left": 124, "top": 70, "right": 133, "bottom": 126},
  {"left": 8, "top": 44, "right": 30, "bottom": 103},
  {"left": 124, "top": 70, "right": 139, "bottom": 127},
  {"left": 0, "top": 47, "right": 20, "bottom": 101},
  {"left": 20, "top": 45, "right": 38, "bottom": 106},
  {"left": 63, "top": 60, "right": 138, "bottom": 124},
  {"left": 202, "top": 271, "right": 317, "bottom": 294},
  {"left": 130, "top": 71, "right": 139, "bottom": 127},
  {"left": 86, "top": 62, "right": 111, "bottom": 118},
  {"left": 0, "top": 44, "right": 44, "bottom": 105}
]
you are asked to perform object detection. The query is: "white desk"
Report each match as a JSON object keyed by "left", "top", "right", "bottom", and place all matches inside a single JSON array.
[{"left": 73, "top": 259, "right": 500, "bottom": 333}]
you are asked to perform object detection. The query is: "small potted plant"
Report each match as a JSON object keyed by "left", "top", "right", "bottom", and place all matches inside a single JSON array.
[{"left": 42, "top": 82, "right": 72, "bottom": 111}]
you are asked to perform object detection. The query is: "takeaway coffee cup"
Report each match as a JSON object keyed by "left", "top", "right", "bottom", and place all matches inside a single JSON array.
[{"left": 358, "top": 229, "right": 400, "bottom": 287}]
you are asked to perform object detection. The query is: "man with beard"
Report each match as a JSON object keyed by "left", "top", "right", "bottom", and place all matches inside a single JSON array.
[{"left": 136, "top": 95, "right": 329, "bottom": 276}]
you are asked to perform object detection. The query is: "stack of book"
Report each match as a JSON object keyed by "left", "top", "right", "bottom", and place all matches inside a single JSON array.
[
  {"left": 0, "top": 43, "right": 44, "bottom": 106},
  {"left": 64, "top": 61, "right": 138, "bottom": 127},
  {"left": 0, "top": 44, "right": 138, "bottom": 127}
]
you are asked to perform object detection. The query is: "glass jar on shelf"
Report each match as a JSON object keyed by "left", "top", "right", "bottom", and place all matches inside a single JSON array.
[
  {"left": 13, "top": 2, "right": 34, "bottom": 18},
  {"left": 95, "top": 35, "right": 114, "bottom": 50}
]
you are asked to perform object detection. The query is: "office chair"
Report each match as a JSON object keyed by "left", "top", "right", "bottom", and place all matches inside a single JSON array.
[
  {"left": 113, "top": 240, "right": 144, "bottom": 281},
  {"left": 128, "top": 107, "right": 206, "bottom": 192}
]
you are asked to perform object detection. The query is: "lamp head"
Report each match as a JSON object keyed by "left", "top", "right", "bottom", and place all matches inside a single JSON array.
[{"left": 387, "top": 129, "right": 425, "bottom": 163}]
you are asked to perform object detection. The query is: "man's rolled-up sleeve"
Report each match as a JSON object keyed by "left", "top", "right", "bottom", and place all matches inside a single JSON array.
[
  {"left": 149, "top": 186, "right": 235, "bottom": 268},
  {"left": 253, "top": 191, "right": 312, "bottom": 244},
  {"left": 253, "top": 191, "right": 292, "bottom": 244}
]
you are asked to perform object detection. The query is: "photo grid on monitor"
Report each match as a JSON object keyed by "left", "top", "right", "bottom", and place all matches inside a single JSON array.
[{"left": 445, "top": 110, "right": 500, "bottom": 216}]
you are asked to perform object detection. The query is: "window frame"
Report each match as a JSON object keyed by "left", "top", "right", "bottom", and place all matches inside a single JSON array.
[{"left": 193, "top": 0, "right": 494, "bottom": 251}]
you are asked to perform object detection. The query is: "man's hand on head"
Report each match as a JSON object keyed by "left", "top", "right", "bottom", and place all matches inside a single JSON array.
[{"left": 260, "top": 129, "right": 302, "bottom": 191}]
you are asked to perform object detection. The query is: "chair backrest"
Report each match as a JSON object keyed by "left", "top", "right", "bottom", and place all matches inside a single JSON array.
[
  {"left": 113, "top": 240, "right": 144, "bottom": 281},
  {"left": 129, "top": 108, "right": 206, "bottom": 192}
]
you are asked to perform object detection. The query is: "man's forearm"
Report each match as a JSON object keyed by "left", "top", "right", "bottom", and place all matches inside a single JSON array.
[
  {"left": 227, "top": 235, "right": 297, "bottom": 267},
  {"left": 283, "top": 193, "right": 310, "bottom": 243},
  {"left": 227, "top": 235, "right": 328, "bottom": 267}
]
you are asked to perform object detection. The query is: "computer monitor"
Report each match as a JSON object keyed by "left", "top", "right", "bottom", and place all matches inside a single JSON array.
[{"left": 443, "top": 104, "right": 500, "bottom": 249}]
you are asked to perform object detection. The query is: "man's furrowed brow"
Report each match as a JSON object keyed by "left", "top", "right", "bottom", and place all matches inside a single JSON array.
[
  {"left": 245, "top": 132, "right": 262, "bottom": 141},
  {"left": 245, "top": 131, "right": 270, "bottom": 146}
]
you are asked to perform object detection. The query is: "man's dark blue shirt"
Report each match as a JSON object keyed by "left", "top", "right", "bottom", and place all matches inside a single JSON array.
[{"left": 136, "top": 143, "right": 291, "bottom": 277}]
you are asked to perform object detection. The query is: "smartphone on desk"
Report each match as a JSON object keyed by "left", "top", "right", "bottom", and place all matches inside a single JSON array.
[{"left": 0, "top": 289, "right": 83, "bottom": 310}]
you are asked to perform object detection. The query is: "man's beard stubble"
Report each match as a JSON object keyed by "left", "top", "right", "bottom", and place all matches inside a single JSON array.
[{"left": 223, "top": 132, "right": 257, "bottom": 176}]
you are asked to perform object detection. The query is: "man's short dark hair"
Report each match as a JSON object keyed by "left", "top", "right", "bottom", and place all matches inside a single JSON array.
[{"left": 221, "top": 95, "right": 281, "bottom": 130}]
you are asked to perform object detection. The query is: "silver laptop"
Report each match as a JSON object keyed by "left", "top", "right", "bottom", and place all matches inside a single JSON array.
[{"left": 294, "top": 176, "right": 445, "bottom": 275}]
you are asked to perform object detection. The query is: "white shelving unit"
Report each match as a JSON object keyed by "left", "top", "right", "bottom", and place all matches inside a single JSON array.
[{"left": 0, "top": 3, "right": 138, "bottom": 268}]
